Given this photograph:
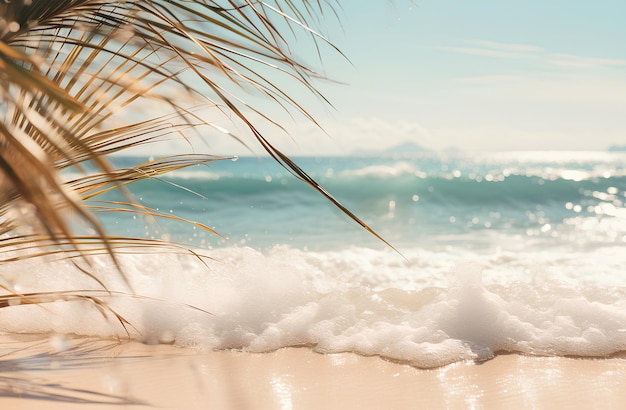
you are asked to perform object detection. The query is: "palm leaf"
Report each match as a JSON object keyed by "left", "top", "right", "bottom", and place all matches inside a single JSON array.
[{"left": 0, "top": 1, "right": 395, "bottom": 322}]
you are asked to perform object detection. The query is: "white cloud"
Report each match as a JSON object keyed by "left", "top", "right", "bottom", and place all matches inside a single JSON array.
[
  {"left": 548, "top": 53, "right": 626, "bottom": 69},
  {"left": 437, "top": 40, "right": 542, "bottom": 60},
  {"left": 465, "top": 40, "right": 543, "bottom": 53},
  {"left": 431, "top": 126, "right": 581, "bottom": 151},
  {"left": 127, "top": 116, "right": 434, "bottom": 157},
  {"left": 442, "top": 39, "right": 626, "bottom": 108},
  {"left": 441, "top": 40, "right": 626, "bottom": 73},
  {"left": 474, "top": 72, "right": 626, "bottom": 105},
  {"left": 437, "top": 46, "right": 528, "bottom": 59},
  {"left": 265, "top": 117, "right": 436, "bottom": 156},
  {"left": 456, "top": 75, "right": 525, "bottom": 84}
]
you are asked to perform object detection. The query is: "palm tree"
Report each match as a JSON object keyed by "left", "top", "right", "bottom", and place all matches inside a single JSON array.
[{"left": 0, "top": 1, "right": 391, "bottom": 317}]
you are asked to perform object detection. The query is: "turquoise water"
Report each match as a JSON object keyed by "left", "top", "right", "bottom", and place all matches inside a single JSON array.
[
  {"left": 99, "top": 151, "right": 626, "bottom": 253},
  {"left": 4, "top": 151, "right": 626, "bottom": 367}
]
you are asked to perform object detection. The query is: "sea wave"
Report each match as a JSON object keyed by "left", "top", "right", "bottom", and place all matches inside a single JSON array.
[
  {"left": 22, "top": 153, "right": 626, "bottom": 367},
  {"left": 339, "top": 161, "right": 425, "bottom": 178},
  {"left": 2, "top": 245, "right": 625, "bottom": 368},
  {"left": 156, "top": 167, "right": 626, "bottom": 207}
]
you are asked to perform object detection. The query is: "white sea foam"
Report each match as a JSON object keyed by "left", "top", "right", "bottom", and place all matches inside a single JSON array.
[
  {"left": 340, "top": 162, "right": 424, "bottom": 178},
  {"left": 338, "top": 156, "right": 626, "bottom": 182},
  {"left": 1, "top": 245, "right": 625, "bottom": 368}
]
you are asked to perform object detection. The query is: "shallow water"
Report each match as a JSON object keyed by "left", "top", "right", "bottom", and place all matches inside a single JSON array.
[{"left": 2, "top": 151, "right": 626, "bottom": 367}]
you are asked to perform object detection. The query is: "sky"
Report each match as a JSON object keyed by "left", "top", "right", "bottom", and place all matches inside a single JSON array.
[{"left": 149, "top": 1, "right": 626, "bottom": 156}]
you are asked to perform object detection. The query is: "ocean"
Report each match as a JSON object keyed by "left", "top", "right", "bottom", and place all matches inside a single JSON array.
[{"left": 2, "top": 151, "right": 626, "bottom": 367}]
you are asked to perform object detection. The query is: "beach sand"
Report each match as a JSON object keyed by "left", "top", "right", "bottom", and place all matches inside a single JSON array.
[{"left": 1, "top": 334, "right": 624, "bottom": 409}]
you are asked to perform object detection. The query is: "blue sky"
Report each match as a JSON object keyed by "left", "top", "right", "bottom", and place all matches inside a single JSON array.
[
  {"left": 246, "top": 0, "right": 626, "bottom": 155},
  {"left": 149, "top": 1, "right": 626, "bottom": 156}
]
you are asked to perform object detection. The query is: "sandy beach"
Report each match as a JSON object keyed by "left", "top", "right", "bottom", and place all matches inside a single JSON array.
[{"left": 0, "top": 334, "right": 624, "bottom": 409}]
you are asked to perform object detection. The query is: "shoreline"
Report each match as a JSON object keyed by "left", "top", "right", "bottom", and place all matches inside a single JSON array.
[{"left": 1, "top": 334, "right": 625, "bottom": 409}]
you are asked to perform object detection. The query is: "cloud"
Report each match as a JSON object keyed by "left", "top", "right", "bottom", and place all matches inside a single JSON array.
[
  {"left": 441, "top": 39, "right": 626, "bottom": 73},
  {"left": 548, "top": 53, "right": 626, "bottom": 69},
  {"left": 125, "top": 116, "right": 435, "bottom": 157},
  {"left": 272, "top": 117, "right": 436, "bottom": 156},
  {"left": 430, "top": 125, "right": 598, "bottom": 151},
  {"left": 437, "top": 46, "right": 529, "bottom": 59},
  {"left": 465, "top": 40, "right": 543, "bottom": 53},
  {"left": 465, "top": 72, "right": 626, "bottom": 105},
  {"left": 437, "top": 40, "right": 542, "bottom": 60},
  {"left": 203, "top": 117, "right": 436, "bottom": 156},
  {"left": 456, "top": 75, "right": 525, "bottom": 84}
]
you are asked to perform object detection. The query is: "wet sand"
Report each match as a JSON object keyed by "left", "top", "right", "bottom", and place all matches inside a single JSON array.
[{"left": 1, "top": 334, "right": 625, "bottom": 409}]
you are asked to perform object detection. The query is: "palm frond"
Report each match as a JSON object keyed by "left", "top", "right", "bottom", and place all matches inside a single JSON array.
[{"left": 0, "top": 1, "right": 393, "bottom": 318}]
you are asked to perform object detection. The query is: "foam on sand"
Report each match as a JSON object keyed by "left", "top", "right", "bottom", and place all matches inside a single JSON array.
[{"left": 1, "top": 245, "right": 625, "bottom": 368}]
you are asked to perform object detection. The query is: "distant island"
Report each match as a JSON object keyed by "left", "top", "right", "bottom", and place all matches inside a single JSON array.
[
  {"left": 382, "top": 141, "right": 432, "bottom": 154},
  {"left": 608, "top": 145, "right": 626, "bottom": 152}
]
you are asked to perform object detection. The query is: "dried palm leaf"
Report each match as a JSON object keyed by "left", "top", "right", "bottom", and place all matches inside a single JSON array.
[{"left": 0, "top": 1, "right": 396, "bottom": 322}]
